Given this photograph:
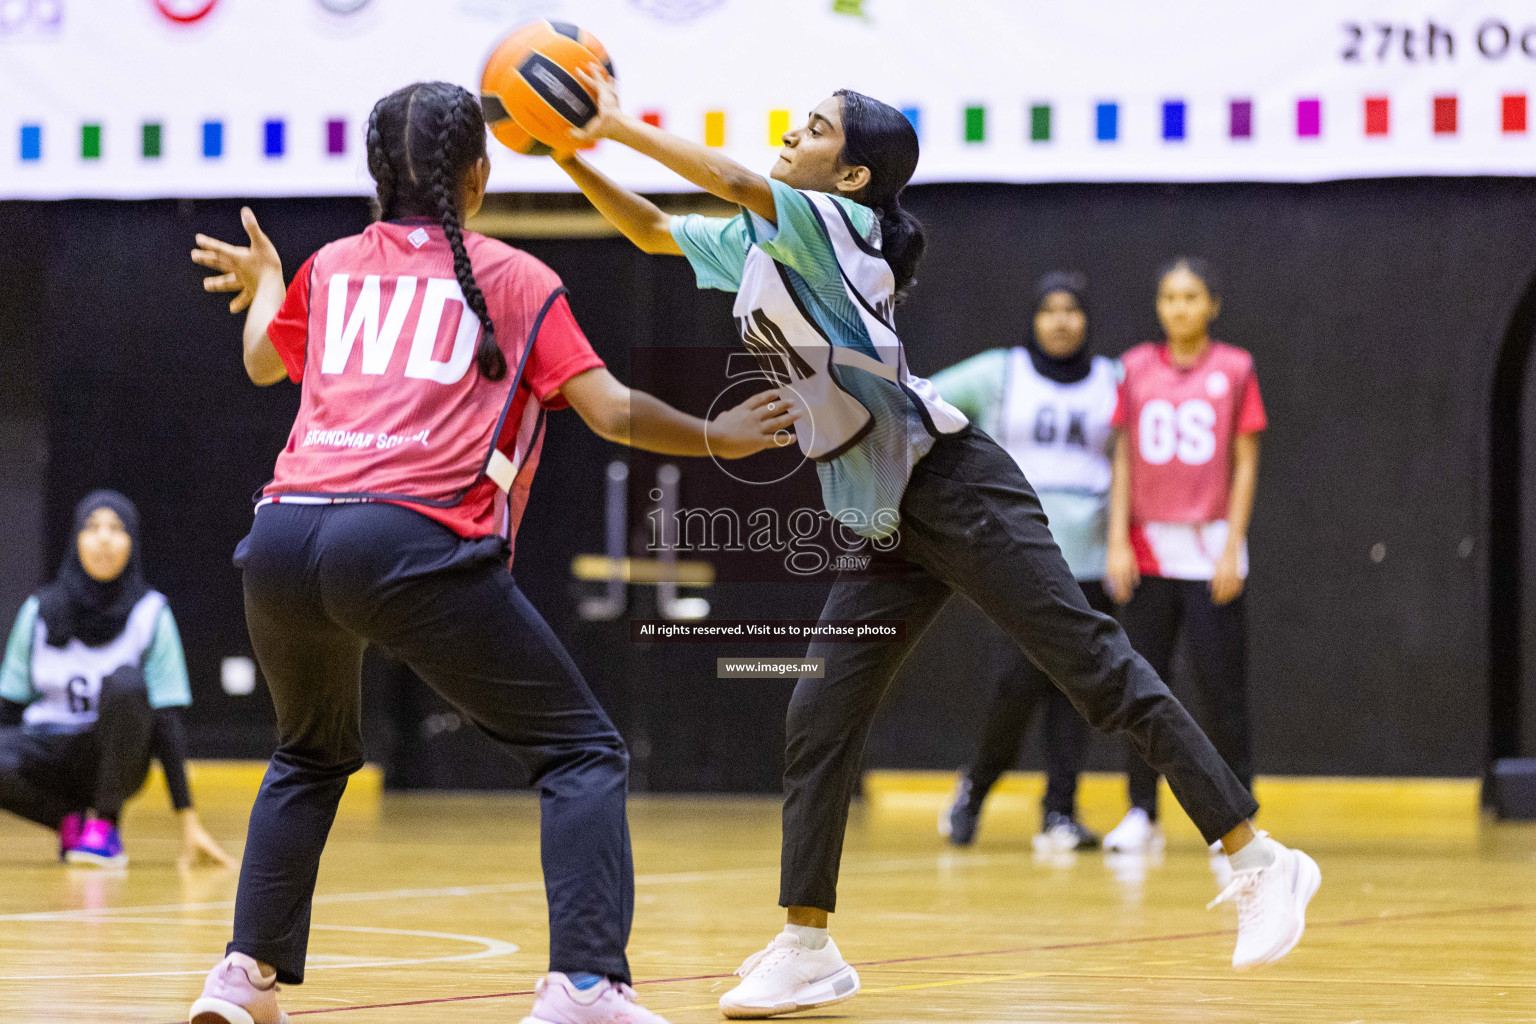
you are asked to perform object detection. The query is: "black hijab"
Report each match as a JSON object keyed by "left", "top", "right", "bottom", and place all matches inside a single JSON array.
[
  {"left": 1028, "top": 270, "right": 1093, "bottom": 385},
  {"left": 36, "top": 490, "right": 150, "bottom": 649}
]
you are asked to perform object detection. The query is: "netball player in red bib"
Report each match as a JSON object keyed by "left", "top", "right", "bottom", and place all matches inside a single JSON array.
[
  {"left": 185, "top": 82, "right": 794, "bottom": 1024},
  {"left": 1104, "top": 258, "right": 1265, "bottom": 863}
]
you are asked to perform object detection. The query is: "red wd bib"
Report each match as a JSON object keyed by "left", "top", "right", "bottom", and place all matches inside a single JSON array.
[{"left": 262, "top": 221, "right": 603, "bottom": 556}]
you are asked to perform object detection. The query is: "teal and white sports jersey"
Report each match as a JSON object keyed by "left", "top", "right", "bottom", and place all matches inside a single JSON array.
[
  {"left": 671, "top": 179, "right": 967, "bottom": 538},
  {"left": 930, "top": 348, "right": 1119, "bottom": 580},
  {"left": 0, "top": 593, "right": 192, "bottom": 732}
]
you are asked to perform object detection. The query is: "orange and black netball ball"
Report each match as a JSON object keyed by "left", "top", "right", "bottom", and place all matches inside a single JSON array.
[{"left": 481, "top": 20, "right": 615, "bottom": 155}]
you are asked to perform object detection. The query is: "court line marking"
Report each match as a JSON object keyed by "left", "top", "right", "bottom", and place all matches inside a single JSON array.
[
  {"left": 1030, "top": 971, "right": 1536, "bottom": 992},
  {"left": 0, "top": 919, "right": 518, "bottom": 980},
  {"left": 0, "top": 852, "right": 1022, "bottom": 924},
  {"left": 659, "top": 971, "right": 1059, "bottom": 1014},
  {"left": 144, "top": 899, "right": 1536, "bottom": 1021}
]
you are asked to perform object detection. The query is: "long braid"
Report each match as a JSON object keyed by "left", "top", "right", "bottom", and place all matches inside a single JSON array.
[
  {"left": 366, "top": 106, "right": 398, "bottom": 220},
  {"left": 429, "top": 94, "right": 504, "bottom": 380},
  {"left": 365, "top": 82, "right": 503, "bottom": 380}
]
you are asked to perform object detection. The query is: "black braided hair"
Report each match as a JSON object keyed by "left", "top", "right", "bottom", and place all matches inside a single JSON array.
[{"left": 365, "top": 82, "right": 504, "bottom": 381}]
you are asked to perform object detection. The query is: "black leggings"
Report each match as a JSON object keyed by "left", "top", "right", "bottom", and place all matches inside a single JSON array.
[
  {"left": 961, "top": 583, "right": 1116, "bottom": 818},
  {"left": 780, "top": 427, "right": 1258, "bottom": 912},
  {"left": 1118, "top": 576, "right": 1253, "bottom": 819},
  {"left": 0, "top": 667, "right": 156, "bottom": 828},
  {"left": 231, "top": 502, "right": 633, "bottom": 986}
]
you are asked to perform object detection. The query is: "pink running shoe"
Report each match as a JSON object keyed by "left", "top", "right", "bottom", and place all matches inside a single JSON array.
[
  {"left": 189, "top": 952, "right": 289, "bottom": 1024},
  {"left": 57, "top": 812, "right": 84, "bottom": 862},
  {"left": 64, "top": 818, "right": 126, "bottom": 868},
  {"left": 521, "top": 972, "right": 673, "bottom": 1024}
]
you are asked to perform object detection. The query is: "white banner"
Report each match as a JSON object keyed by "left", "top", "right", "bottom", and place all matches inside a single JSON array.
[{"left": 2, "top": 0, "right": 1535, "bottom": 199}]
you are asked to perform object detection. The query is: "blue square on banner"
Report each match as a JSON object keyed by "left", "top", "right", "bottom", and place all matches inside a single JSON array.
[
  {"left": 203, "top": 121, "right": 224, "bottom": 158},
  {"left": 1162, "top": 101, "right": 1186, "bottom": 140},
  {"left": 1095, "top": 103, "right": 1118, "bottom": 142},
  {"left": 20, "top": 124, "right": 41, "bottom": 161},
  {"left": 900, "top": 107, "right": 920, "bottom": 137},
  {"left": 264, "top": 119, "right": 285, "bottom": 158}
]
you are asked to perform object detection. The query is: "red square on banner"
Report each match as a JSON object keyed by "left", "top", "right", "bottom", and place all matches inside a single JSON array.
[
  {"left": 1504, "top": 94, "right": 1528, "bottom": 134},
  {"left": 1364, "top": 97, "right": 1389, "bottom": 136},
  {"left": 1433, "top": 95, "right": 1458, "bottom": 135}
]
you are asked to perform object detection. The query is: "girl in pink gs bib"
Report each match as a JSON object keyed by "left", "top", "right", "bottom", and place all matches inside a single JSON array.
[{"left": 1103, "top": 258, "right": 1265, "bottom": 859}]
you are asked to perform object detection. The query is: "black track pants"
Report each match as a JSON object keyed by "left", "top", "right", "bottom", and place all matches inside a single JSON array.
[
  {"left": 961, "top": 583, "right": 1116, "bottom": 818},
  {"left": 230, "top": 502, "right": 633, "bottom": 985},
  {"left": 779, "top": 428, "right": 1258, "bottom": 911},
  {"left": 0, "top": 667, "right": 155, "bottom": 828},
  {"left": 1117, "top": 576, "right": 1253, "bottom": 820}
]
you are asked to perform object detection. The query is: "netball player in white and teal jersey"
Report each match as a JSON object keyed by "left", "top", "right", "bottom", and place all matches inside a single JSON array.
[{"left": 557, "top": 73, "right": 1319, "bottom": 1016}]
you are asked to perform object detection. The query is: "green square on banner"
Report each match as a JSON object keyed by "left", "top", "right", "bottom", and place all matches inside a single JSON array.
[
  {"left": 1030, "top": 104, "right": 1051, "bottom": 141},
  {"left": 965, "top": 106, "right": 985, "bottom": 143},
  {"left": 142, "top": 123, "right": 162, "bottom": 159},
  {"left": 81, "top": 124, "right": 101, "bottom": 160}
]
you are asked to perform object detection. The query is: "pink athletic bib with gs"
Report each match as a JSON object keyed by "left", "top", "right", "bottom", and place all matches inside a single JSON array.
[{"left": 1113, "top": 341, "right": 1266, "bottom": 579}]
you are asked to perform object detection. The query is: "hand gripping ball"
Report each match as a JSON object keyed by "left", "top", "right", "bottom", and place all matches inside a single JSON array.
[{"left": 481, "top": 20, "right": 615, "bottom": 156}]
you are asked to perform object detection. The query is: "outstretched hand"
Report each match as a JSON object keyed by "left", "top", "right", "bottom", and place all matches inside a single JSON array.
[
  {"left": 192, "top": 206, "right": 283, "bottom": 314},
  {"left": 567, "top": 64, "right": 624, "bottom": 145},
  {"left": 708, "top": 389, "right": 801, "bottom": 459},
  {"left": 177, "top": 811, "right": 238, "bottom": 871}
]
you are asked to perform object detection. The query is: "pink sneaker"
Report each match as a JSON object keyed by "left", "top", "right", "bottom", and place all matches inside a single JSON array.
[
  {"left": 64, "top": 818, "right": 126, "bottom": 868},
  {"left": 521, "top": 972, "right": 673, "bottom": 1024},
  {"left": 58, "top": 812, "right": 84, "bottom": 862},
  {"left": 189, "top": 952, "right": 289, "bottom": 1024}
]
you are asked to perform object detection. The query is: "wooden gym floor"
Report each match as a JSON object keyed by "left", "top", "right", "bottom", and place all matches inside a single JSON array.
[{"left": 0, "top": 765, "right": 1532, "bottom": 1024}]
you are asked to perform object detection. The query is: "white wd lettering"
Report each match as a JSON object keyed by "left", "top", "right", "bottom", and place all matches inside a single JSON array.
[
  {"left": 322, "top": 274, "right": 418, "bottom": 375},
  {"left": 1139, "top": 398, "right": 1217, "bottom": 466},
  {"left": 404, "top": 278, "right": 480, "bottom": 385},
  {"left": 320, "top": 275, "right": 480, "bottom": 385}
]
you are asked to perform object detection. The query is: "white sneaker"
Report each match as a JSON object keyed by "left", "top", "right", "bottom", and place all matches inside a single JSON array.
[
  {"left": 1032, "top": 812, "right": 1100, "bottom": 853},
  {"left": 1209, "top": 840, "right": 1233, "bottom": 888},
  {"left": 1103, "top": 808, "right": 1164, "bottom": 852},
  {"left": 520, "top": 972, "right": 672, "bottom": 1024},
  {"left": 1207, "top": 833, "right": 1321, "bottom": 970},
  {"left": 719, "top": 931, "right": 860, "bottom": 1019}
]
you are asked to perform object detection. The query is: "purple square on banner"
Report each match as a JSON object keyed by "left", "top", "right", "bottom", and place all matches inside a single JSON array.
[
  {"left": 1296, "top": 98, "right": 1321, "bottom": 137},
  {"left": 1229, "top": 100, "right": 1253, "bottom": 138},
  {"left": 327, "top": 119, "right": 346, "bottom": 155}
]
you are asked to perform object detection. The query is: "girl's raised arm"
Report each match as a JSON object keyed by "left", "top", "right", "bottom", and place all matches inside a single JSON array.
[
  {"left": 554, "top": 152, "right": 683, "bottom": 255},
  {"left": 568, "top": 68, "right": 777, "bottom": 224},
  {"left": 191, "top": 207, "right": 288, "bottom": 386}
]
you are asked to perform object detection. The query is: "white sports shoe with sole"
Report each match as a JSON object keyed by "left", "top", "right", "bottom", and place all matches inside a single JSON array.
[
  {"left": 1103, "top": 808, "right": 1165, "bottom": 853},
  {"left": 520, "top": 972, "right": 673, "bottom": 1023},
  {"left": 719, "top": 931, "right": 860, "bottom": 1019},
  {"left": 1209, "top": 839, "right": 1234, "bottom": 888},
  {"left": 1208, "top": 833, "right": 1321, "bottom": 970}
]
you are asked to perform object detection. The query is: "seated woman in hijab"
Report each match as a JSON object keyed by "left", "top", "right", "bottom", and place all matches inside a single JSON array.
[{"left": 0, "top": 490, "right": 234, "bottom": 869}]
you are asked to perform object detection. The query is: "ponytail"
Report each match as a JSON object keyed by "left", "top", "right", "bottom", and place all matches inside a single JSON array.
[
  {"left": 871, "top": 199, "right": 926, "bottom": 303},
  {"left": 365, "top": 82, "right": 504, "bottom": 381},
  {"left": 835, "top": 89, "right": 926, "bottom": 301}
]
